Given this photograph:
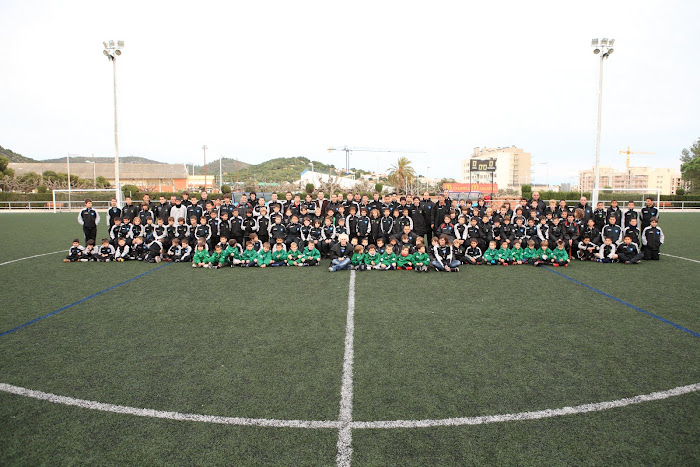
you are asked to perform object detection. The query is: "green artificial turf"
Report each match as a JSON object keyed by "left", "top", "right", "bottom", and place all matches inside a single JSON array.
[{"left": 0, "top": 211, "right": 699, "bottom": 465}]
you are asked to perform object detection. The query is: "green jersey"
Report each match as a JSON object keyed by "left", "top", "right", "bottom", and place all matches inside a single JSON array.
[
  {"left": 483, "top": 248, "right": 499, "bottom": 262},
  {"left": 522, "top": 247, "right": 538, "bottom": 261},
  {"left": 380, "top": 252, "right": 397, "bottom": 266},
  {"left": 351, "top": 252, "right": 365, "bottom": 266},
  {"left": 497, "top": 248, "right": 511, "bottom": 261},
  {"left": 363, "top": 252, "right": 381, "bottom": 266},
  {"left": 207, "top": 250, "right": 223, "bottom": 264},
  {"left": 286, "top": 249, "right": 303, "bottom": 265},
  {"left": 241, "top": 248, "right": 258, "bottom": 262},
  {"left": 303, "top": 247, "right": 321, "bottom": 261},
  {"left": 271, "top": 249, "right": 287, "bottom": 262},
  {"left": 510, "top": 248, "right": 524, "bottom": 262},
  {"left": 552, "top": 247, "right": 569, "bottom": 261},
  {"left": 396, "top": 253, "right": 413, "bottom": 267},
  {"left": 257, "top": 249, "right": 272, "bottom": 266},
  {"left": 412, "top": 251, "right": 430, "bottom": 266},
  {"left": 193, "top": 249, "right": 209, "bottom": 264},
  {"left": 223, "top": 245, "right": 241, "bottom": 261},
  {"left": 535, "top": 248, "right": 552, "bottom": 261}
]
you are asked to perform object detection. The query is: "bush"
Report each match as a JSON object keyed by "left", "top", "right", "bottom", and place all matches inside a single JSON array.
[
  {"left": 676, "top": 188, "right": 686, "bottom": 196},
  {"left": 305, "top": 183, "right": 314, "bottom": 194},
  {"left": 121, "top": 184, "right": 140, "bottom": 197},
  {"left": 375, "top": 183, "right": 383, "bottom": 193},
  {"left": 220, "top": 184, "right": 231, "bottom": 194}
]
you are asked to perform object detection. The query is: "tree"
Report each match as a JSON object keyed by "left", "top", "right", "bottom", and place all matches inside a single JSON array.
[
  {"left": 680, "top": 137, "right": 700, "bottom": 164},
  {"left": 305, "top": 183, "right": 314, "bottom": 194},
  {"left": 681, "top": 137, "right": 700, "bottom": 192},
  {"left": 0, "top": 154, "right": 14, "bottom": 178},
  {"left": 387, "top": 157, "right": 416, "bottom": 193},
  {"left": 681, "top": 157, "right": 700, "bottom": 193},
  {"left": 374, "top": 183, "right": 383, "bottom": 193}
]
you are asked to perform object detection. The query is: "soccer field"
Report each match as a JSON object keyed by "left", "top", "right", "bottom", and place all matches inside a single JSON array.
[{"left": 1, "top": 212, "right": 699, "bottom": 465}]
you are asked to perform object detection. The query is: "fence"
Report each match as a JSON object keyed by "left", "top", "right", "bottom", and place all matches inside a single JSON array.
[{"left": 1, "top": 198, "right": 699, "bottom": 211}]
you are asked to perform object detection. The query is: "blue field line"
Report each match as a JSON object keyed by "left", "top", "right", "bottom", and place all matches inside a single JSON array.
[
  {"left": 542, "top": 266, "right": 700, "bottom": 338},
  {"left": 0, "top": 263, "right": 172, "bottom": 338}
]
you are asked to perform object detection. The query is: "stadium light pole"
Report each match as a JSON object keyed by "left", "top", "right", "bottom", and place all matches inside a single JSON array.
[
  {"left": 591, "top": 38, "right": 615, "bottom": 207},
  {"left": 202, "top": 145, "right": 208, "bottom": 191},
  {"left": 103, "top": 40, "right": 124, "bottom": 206}
]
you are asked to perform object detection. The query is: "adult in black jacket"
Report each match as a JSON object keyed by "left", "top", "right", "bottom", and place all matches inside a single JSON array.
[
  {"left": 420, "top": 192, "right": 435, "bottom": 243},
  {"left": 575, "top": 196, "right": 594, "bottom": 224},
  {"left": 122, "top": 197, "right": 139, "bottom": 222},
  {"left": 528, "top": 192, "right": 546, "bottom": 213},
  {"left": 411, "top": 198, "right": 427, "bottom": 237},
  {"left": 432, "top": 195, "right": 450, "bottom": 236}
]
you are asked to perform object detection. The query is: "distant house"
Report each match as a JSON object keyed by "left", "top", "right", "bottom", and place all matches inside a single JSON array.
[{"left": 10, "top": 162, "right": 189, "bottom": 192}]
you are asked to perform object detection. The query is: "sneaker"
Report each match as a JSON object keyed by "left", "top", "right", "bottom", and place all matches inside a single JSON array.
[
  {"left": 552, "top": 263, "right": 559, "bottom": 267},
  {"left": 192, "top": 263, "right": 197, "bottom": 268},
  {"left": 454, "top": 268, "right": 460, "bottom": 272},
  {"left": 406, "top": 267, "right": 412, "bottom": 270},
  {"left": 64, "top": 258, "right": 71, "bottom": 262},
  {"left": 564, "top": 263, "right": 568, "bottom": 267},
  {"left": 155, "top": 257, "right": 161, "bottom": 263},
  {"left": 79, "top": 258, "right": 88, "bottom": 262},
  {"left": 329, "top": 266, "right": 334, "bottom": 272}
]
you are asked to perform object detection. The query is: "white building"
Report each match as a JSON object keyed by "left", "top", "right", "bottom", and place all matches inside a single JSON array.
[
  {"left": 578, "top": 166, "right": 683, "bottom": 195},
  {"left": 461, "top": 146, "right": 531, "bottom": 190}
]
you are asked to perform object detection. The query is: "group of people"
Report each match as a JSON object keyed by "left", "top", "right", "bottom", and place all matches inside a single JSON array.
[{"left": 66, "top": 189, "right": 665, "bottom": 270}]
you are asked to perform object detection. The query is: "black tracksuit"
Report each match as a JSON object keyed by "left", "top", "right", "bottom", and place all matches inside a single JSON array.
[{"left": 642, "top": 226, "right": 664, "bottom": 260}]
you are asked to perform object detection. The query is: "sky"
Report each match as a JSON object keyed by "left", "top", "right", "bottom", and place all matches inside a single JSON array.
[{"left": 1, "top": 0, "right": 698, "bottom": 185}]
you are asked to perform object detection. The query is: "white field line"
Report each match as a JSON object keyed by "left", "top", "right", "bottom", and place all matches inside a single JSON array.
[
  {"left": 336, "top": 270, "right": 356, "bottom": 467},
  {"left": 660, "top": 253, "right": 700, "bottom": 264},
  {"left": 351, "top": 382, "right": 700, "bottom": 429},
  {"left": 0, "top": 383, "right": 340, "bottom": 429},
  {"left": 1, "top": 381, "right": 698, "bottom": 431},
  {"left": 0, "top": 250, "right": 64, "bottom": 266}
]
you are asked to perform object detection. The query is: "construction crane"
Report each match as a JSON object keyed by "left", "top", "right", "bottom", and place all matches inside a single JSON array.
[
  {"left": 327, "top": 146, "right": 426, "bottom": 174},
  {"left": 618, "top": 146, "right": 655, "bottom": 189}
]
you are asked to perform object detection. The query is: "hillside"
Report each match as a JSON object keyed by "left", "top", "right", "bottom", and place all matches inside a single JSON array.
[
  {"left": 0, "top": 145, "right": 36, "bottom": 163},
  {"left": 193, "top": 157, "right": 339, "bottom": 183},
  {"left": 42, "top": 156, "right": 165, "bottom": 164}
]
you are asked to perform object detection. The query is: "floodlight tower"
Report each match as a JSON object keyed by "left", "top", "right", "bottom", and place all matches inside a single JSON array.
[
  {"left": 103, "top": 40, "right": 124, "bottom": 205},
  {"left": 591, "top": 37, "right": 615, "bottom": 206}
]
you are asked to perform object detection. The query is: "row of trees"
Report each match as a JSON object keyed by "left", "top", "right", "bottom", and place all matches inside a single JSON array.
[{"left": 0, "top": 155, "right": 110, "bottom": 193}]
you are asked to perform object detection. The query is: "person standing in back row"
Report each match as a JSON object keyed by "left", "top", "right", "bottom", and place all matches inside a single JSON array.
[{"left": 78, "top": 198, "right": 100, "bottom": 246}]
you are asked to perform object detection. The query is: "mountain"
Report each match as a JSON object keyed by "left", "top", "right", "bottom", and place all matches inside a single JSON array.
[
  {"left": 192, "top": 157, "right": 339, "bottom": 183},
  {"left": 0, "top": 145, "right": 37, "bottom": 163},
  {"left": 41, "top": 156, "right": 165, "bottom": 164}
]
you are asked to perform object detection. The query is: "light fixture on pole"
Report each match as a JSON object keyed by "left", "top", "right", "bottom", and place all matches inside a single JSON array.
[
  {"left": 591, "top": 37, "right": 615, "bottom": 207},
  {"left": 103, "top": 40, "right": 124, "bottom": 206}
]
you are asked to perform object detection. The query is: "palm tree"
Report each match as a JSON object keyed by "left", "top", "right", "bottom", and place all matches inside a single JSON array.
[{"left": 387, "top": 157, "right": 416, "bottom": 193}]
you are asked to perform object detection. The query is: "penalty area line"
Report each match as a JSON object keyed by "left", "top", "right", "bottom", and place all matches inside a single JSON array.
[
  {"left": 541, "top": 266, "right": 700, "bottom": 338},
  {"left": 0, "top": 262, "right": 172, "bottom": 338}
]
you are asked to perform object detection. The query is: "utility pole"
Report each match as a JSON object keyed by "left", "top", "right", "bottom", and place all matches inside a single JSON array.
[{"left": 202, "top": 145, "right": 208, "bottom": 191}]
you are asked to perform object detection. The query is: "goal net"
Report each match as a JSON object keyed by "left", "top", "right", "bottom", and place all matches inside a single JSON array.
[{"left": 52, "top": 189, "right": 119, "bottom": 213}]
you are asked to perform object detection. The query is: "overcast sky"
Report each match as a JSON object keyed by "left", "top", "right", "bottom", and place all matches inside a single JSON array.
[{"left": 1, "top": 0, "right": 698, "bottom": 184}]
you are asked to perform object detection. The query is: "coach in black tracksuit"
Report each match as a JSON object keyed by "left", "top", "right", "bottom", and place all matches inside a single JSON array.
[{"left": 78, "top": 202, "right": 100, "bottom": 246}]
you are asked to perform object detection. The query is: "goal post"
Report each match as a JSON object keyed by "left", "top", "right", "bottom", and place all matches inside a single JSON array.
[{"left": 52, "top": 189, "right": 119, "bottom": 213}]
